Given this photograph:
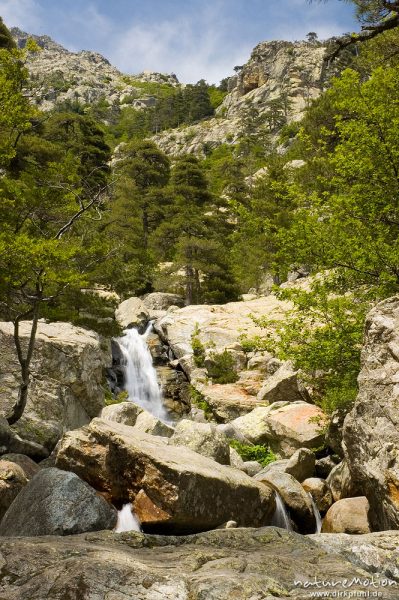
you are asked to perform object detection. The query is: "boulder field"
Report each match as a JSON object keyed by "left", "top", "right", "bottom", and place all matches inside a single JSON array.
[{"left": 0, "top": 293, "right": 399, "bottom": 597}]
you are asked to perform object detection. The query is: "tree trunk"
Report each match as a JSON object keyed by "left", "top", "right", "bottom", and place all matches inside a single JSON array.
[{"left": 7, "top": 302, "right": 40, "bottom": 425}]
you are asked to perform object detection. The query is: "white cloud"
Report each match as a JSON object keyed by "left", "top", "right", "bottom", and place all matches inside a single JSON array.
[
  {"left": 108, "top": 3, "right": 252, "bottom": 84},
  {"left": 0, "top": 0, "right": 43, "bottom": 31}
]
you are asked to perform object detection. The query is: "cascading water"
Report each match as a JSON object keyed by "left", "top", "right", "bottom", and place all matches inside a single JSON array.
[
  {"left": 308, "top": 492, "right": 323, "bottom": 533},
  {"left": 116, "top": 322, "right": 169, "bottom": 422},
  {"left": 271, "top": 491, "right": 292, "bottom": 531},
  {"left": 115, "top": 504, "right": 141, "bottom": 533}
]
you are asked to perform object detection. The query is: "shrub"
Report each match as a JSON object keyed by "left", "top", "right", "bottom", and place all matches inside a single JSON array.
[
  {"left": 206, "top": 350, "right": 239, "bottom": 384},
  {"left": 230, "top": 440, "right": 277, "bottom": 467},
  {"left": 191, "top": 323, "right": 206, "bottom": 367}
]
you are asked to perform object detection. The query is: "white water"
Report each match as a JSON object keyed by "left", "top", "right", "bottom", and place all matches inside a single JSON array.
[
  {"left": 271, "top": 491, "right": 292, "bottom": 531},
  {"left": 115, "top": 503, "right": 141, "bottom": 533},
  {"left": 116, "top": 323, "right": 169, "bottom": 422},
  {"left": 308, "top": 492, "right": 323, "bottom": 533}
]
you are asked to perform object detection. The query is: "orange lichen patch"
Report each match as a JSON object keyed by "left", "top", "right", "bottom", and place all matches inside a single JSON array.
[
  {"left": 387, "top": 480, "right": 399, "bottom": 508},
  {"left": 134, "top": 489, "right": 172, "bottom": 525}
]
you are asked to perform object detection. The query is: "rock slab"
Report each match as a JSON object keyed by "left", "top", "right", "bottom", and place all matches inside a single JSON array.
[{"left": 0, "top": 527, "right": 397, "bottom": 600}]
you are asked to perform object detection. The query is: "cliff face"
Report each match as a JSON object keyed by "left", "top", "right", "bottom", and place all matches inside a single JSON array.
[
  {"left": 153, "top": 40, "right": 328, "bottom": 156},
  {"left": 11, "top": 27, "right": 179, "bottom": 112},
  {"left": 12, "top": 28, "right": 328, "bottom": 156}
]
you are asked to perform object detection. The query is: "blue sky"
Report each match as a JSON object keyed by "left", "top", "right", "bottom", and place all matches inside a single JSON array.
[{"left": 0, "top": 0, "right": 358, "bottom": 83}]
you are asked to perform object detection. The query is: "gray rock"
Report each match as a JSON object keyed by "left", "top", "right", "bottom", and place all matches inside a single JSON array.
[
  {"left": 0, "top": 417, "right": 48, "bottom": 460},
  {"left": 343, "top": 297, "right": 399, "bottom": 529},
  {"left": 142, "top": 292, "right": 184, "bottom": 311},
  {"left": 232, "top": 401, "right": 326, "bottom": 457},
  {"left": 311, "top": 530, "right": 399, "bottom": 582},
  {"left": 229, "top": 447, "right": 246, "bottom": 470},
  {"left": 315, "top": 455, "right": 340, "bottom": 478},
  {"left": 326, "top": 408, "right": 346, "bottom": 457},
  {"left": 285, "top": 448, "right": 315, "bottom": 482},
  {"left": 0, "top": 454, "right": 40, "bottom": 480},
  {"left": 0, "top": 321, "right": 107, "bottom": 450},
  {"left": 255, "top": 470, "right": 316, "bottom": 533},
  {"left": 115, "top": 297, "right": 149, "bottom": 329},
  {"left": 0, "top": 527, "right": 396, "bottom": 599},
  {"left": 0, "top": 468, "right": 117, "bottom": 537},
  {"left": 322, "top": 497, "right": 372, "bottom": 534},
  {"left": 55, "top": 418, "right": 275, "bottom": 534},
  {"left": 302, "top": 477, "right": 333, "bottom": 513},
  {"left": 0, "top": 461, "right": 28, "bottom": 521},
  {"left": 171, "top": 419, "right": 230, "bottom": 464},
  {"left": 327, "top": 460, "right": 358, "bottom": 502},
  {"left": 243, "top": 461, "right": 263, "bottom": 476},
  {"left": 100, "top": 401, "right": 143, "bottom": 426},
  {"left": 257, "top": 364, "right": 310, "bottom": 404},
  {"left": 134, "top": 410, "right": 175, "bottom": 438}
]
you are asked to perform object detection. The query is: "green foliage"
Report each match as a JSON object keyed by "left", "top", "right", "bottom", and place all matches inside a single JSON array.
[
  {"left": 0, "top": 17, "right": 16, "bottom": 50},
  {"left": 230, "top": 440, "right": 277, "bottom": 467},
  {"left": 208, "top": 85, "right": 228, "bottom": 109},
  {"left": 104, "top": 389, "right": 129, "bottom": 406},
  {"left": 250, "top": 280, "right": 367, "bottom": 413},
  {"left": 189, "top": 386, "right": 213, "bottom": 420},
  {"left": 206, "top": 350, "right": 239, "bottom": 384},
  {"left": 191, "top": 325, "right": 206, "bottom": 368}
]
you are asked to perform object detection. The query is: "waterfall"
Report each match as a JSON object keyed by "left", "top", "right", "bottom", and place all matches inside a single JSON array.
[
  {"left": 115, "top": 504, "right": 141, "bottom": 533},
  {"left": 271, "top": 491, "right": 292, "bottom": 531},
  {"left": 308, "top": 492, "right": 323, "bottom": 533},
  {"left": 116, "top": 323, "right": 169, "bottom": 422}
]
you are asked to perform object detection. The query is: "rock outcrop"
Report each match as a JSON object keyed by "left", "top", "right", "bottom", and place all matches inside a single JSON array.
[
  {"left": 11, "top": 28, "right": 179, "bottom": 112},
  {"left": 231, "top": 402, "right": 325, "bottom": 457},
  {"left": 0, "top": 321, "right": 108, "bottom": 450},
  {"left": 153, "top": 40, "right": 328, "bottom": 157},
  {"left": 343, "top": 297, "right": 399, "bottom": 530},
  {"left": 0, "top": 468, "right": 117, "bottom": 537},
  {"left": 55, "top": 418, "right": 275, "bottom": 533},
  {"left": 0, "top": 528, "right": 397, "bottom": 600}
]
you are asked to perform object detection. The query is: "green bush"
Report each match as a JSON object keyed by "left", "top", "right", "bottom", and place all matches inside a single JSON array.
[
  {"left": 207, "top": 350, "right": 239, "bottom": 384},
  {"left": 189, "top": 385, "right": 213, "bottom": 420},
  {"left": 230, "top": 440, "right": 277, "bottom": 467},
  {"left": 191, "top": 324, "right": 206, "bottom": 367}
]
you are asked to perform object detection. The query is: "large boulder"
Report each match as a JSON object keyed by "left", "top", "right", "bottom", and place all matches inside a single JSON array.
[
  {"left": 100, "top": 401, "right": 143, "bottom": 425},
  {"left": 170, "top": 420, "right": 230, "bottom": 465},
  {"left": 142, "top": 292, "right": 184, "bottom": 319},
  {"left": 0, "top": 453, "right": 40, "bottom": 480},
  {"left": 326, "top": 460, "right": 358, "bottom": 502},
  {"left": 115, "top": 297, "right": 149, "bottom": 329},
  {"left": 255, "top": 470, "right": 316, "bottom": 533},
  {"left": 201, "top": 384, "right": 265, "bottom": 422},
  {"left": 321, "top": 497, "right": 372, "bottom": 534},
  {"left": 343, "top": 297, "right": 399, "bottom": 530},
  {"left": 285, "top": 448, "right": 315, "bottom": 482},
  {"left": 0, "top": 461, "right": 28, "bottom": 521},
  {"left": 133, "top": 410, "right": 174, "bottom": 438},
  {"left": 55, "top": 418, "right": 275, "bottom": 534},
  {"left": 0, "top": 468, "right": 117, "bottom": 537},
  {"left": 0, "top": 416, "right": 48, "bottom": 459},
  {"left": 257, "top": 364, "right": 310, "bottom": 404},
  {"left": 155, "top": 295, "right": 291, "bottom": 360},
  {"left": 0, "top": 321, "right": 107, "bottom": 450},
  {"left": 302, "top": 477, "right": 333, "bottom": 514},
  {"left": 232, "top": 402, "right": 326, "bottom": 457}
]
